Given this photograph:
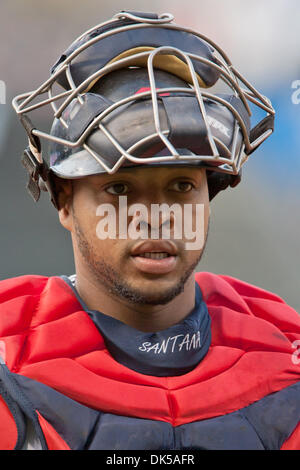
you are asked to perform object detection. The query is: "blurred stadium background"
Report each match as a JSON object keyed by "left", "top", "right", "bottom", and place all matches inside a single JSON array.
[{"left": 0, "top": 0, "right": 299, "bottom": 311}]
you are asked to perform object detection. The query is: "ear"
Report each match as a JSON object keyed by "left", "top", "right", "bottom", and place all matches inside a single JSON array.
[{"left": 55, "top": 178, "right": 74, "bottom": 232}]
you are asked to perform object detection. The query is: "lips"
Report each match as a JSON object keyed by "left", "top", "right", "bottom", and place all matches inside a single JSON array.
[
  {"left": 130, "top": 241, "right": 178, "bottom": 274},
  {"left": 130, "top": 240, "right": 178, "bottom": 257}
]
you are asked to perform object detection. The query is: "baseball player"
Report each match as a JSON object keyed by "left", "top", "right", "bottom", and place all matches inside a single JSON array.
[{"left": 0, "top": 10, "right": 299, "bottom": 450}]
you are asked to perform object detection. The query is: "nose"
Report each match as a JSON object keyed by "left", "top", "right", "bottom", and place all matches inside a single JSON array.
[{"left": 129, "top": 203, "right": 179, "bottom": 240}]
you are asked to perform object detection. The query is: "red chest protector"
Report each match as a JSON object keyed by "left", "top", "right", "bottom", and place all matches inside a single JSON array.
[{"left": 0, "top": 272, "right": 299, "bottom": 449}]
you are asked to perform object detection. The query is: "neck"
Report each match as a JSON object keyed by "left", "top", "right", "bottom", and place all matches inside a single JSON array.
[{"left": 74, "top": 269, "right": 196, "bottom": 332}]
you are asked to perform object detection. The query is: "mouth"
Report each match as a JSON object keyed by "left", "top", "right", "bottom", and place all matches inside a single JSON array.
[
  {"left": 130, "top": 241, "right": 178, "bottom": 274},
  {"left": 137, "top": 252, "right": 171, "bottom": 259}
]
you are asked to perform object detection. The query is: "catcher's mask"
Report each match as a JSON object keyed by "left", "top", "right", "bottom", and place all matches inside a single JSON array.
[{"left": 12, "top": 10, "right": 275, "bottom": 209}]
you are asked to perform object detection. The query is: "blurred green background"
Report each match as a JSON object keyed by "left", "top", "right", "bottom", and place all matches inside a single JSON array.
[{"left": 0, "top": 0, "right": 299, "bottom": 311}]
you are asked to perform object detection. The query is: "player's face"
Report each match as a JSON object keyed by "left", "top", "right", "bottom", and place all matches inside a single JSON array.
[{"left": 62, "top": 166, "right": 210, "bottom": 305}]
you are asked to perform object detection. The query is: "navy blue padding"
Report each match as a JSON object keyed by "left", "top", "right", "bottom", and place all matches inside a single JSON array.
[
  {"left": 242, "top": 380, "right": 300, "bottom": 450},
  {"left": 12, "top": 374, "right": 99, "bottom": 451},
  {"left": 88, "top": 413, "right": 174, "bottom": 450},
  {"left": 60, "top": 276, "right": 211, "bottom": 377},
  {"left": 0, "top": 363, "right": 48, "bottom": 450},
  {"left": 8, "top": 373, "right": 300, "bottom": 450},
  {"left": 177, "top": 413, "right": 265, "bottom": 450},
  {"left": 177, "top": 381, "right": 300, "bottom": 450}
]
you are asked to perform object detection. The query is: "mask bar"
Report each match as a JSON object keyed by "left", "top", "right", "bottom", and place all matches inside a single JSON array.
[{"left": 11, "top": 12, "right": 275, "bottom": 180}]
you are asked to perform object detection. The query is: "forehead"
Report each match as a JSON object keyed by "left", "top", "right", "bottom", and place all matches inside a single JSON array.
[{"left": 76, "top": 166, "right": 207, "bottom": 185}]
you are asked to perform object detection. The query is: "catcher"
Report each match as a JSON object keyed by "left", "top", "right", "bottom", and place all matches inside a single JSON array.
[{"left": 0, "top": 10, "right": 299, "bottom": 450}]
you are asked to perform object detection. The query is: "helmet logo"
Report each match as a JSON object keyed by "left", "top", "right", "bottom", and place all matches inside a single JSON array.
[{"left": 206, "top": 115, "right": 230, "bottom": 138}]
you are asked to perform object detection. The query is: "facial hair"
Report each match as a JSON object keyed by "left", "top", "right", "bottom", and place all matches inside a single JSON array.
[{"left": 72, "top": 208, "right": 209, "bottom": 306}]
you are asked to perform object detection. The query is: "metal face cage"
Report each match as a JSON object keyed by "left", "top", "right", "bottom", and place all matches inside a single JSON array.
[{"left": 12, "top": 11, "right": 275, "bottom": 184}]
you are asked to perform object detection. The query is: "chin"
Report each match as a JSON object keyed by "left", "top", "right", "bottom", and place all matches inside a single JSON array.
[{"left": 112, "top": 277, "right": 187, "bottom": 306}]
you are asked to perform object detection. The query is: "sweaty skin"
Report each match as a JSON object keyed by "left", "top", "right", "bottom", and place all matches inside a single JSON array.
[{"left": 57, "top": 166, "right": 210, "bottom": 332}]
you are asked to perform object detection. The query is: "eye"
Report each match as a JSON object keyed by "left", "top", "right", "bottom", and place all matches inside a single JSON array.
[
  {"left": 106, "top": 183, "right": 129, "bottom": 195},
  {"left": 170, "top": 181, "right": 194, "bottom": 192}
]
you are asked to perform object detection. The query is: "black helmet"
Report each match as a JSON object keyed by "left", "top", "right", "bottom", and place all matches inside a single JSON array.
[{"left": 13, "top": 10, "right": 274, "bottom": 208}]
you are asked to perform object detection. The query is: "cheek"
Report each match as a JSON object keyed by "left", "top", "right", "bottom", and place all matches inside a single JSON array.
[
  {"left": 180, "top": 195, "right": 209, "bottom": 254},
  {"left": 74, "top": 211, "right": 123, "bottom": 264},
  {"left": 89, "top": 207, "right": 129, "bottom": 262},
  {"left": 72, "top": 190, "right": 104, "bottom": 250},
  {"left": 72, "top": 191, "right": 129, "bottom": 263},
  {"left": 73, "top": 187, "right": 109, "bottom": 238}
]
